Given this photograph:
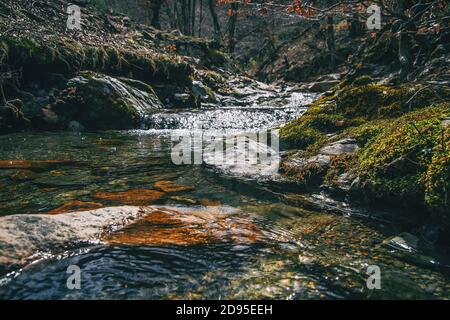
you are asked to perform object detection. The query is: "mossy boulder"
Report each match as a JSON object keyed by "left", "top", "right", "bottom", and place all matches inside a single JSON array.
[
  {"left": 2, "top": 36, "right": 194, "bottom": 86},
  {"left": 281, "top": 82, "right": 450, "bottom": 150},
  {"left": 424, "top": 131, "right": 450, "bottom": 226},
  {"left": 358, "top": 104, "right": 450, "bottom": 215},
  {"left": 43, "top": 72, "right": 163, "bottom": 130},
  {"left": 280, "top": 80, "right": 450, "bottom": 231}
]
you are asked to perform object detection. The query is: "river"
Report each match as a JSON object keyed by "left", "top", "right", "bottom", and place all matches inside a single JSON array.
[{"left": 0, "top": 81, "right": 449, "bottom": 299}]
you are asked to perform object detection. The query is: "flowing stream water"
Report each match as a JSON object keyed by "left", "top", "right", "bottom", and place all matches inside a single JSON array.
[{"left": 0, "top": 81, "right": 449, "bottom": 299}]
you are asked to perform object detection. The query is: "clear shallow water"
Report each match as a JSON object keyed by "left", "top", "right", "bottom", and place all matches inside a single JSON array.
[{"left": 1, "top": 91, "right": 450, "bottom": 299}]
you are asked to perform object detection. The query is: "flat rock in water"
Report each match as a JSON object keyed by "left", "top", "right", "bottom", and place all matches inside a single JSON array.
[
  {"left": 0, "top": 205, "right": 265, "bottom": 271},
  {"left": 383, "top": 232, "right": 420, "bottom": 252},
  {"left": 0, "top": 206, "right": 149, "bottom": 268}
]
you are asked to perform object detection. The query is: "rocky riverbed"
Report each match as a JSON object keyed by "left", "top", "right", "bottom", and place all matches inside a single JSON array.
[{"left": 0, "top": 0, "right": 449, "bottom": 300}]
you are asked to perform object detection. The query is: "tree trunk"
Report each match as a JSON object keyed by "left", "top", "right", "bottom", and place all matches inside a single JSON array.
[
  {"left": 174, "top": 0, "right": 182, "bottom": 31},
  {"left": 186, "top": 0, "right": 191, "bottom": 35},
  {"left": 165, "top": 1, "right": 177, "bottom": 29},
  {"left": 227, "top": 2, "right": 238, "bottom": 53},
  {"left": 181, "top": 0, "right": 188, "bottom": 34},
  {"left": 208, "top": 0, "right": 222, "bottom": 42},
  {"left": 198, "top": 0, "right": 203, "bottom": 37},
  {"left": 349, "top": 12, "right": 363, "bottom": 38},
  {"left": 326, "top": 15, "right": 336, "bottom": 70},
  {"left": 191, "top": 0, "right": 196, "bottom": 36},
  {"left": 151, "top": 0, "right": 163, "bottom": 29}
]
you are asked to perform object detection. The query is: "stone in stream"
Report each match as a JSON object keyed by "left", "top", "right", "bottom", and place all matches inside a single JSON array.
[
  {"left": 46, "top": 200, "right": 104, "bottom": 215},
  {"left": 103, "top": 206, "right": 264, "bottom": 246},
  {"left": 93, "top": 189, "right": 165, "bottom": 205},
  {"left": 0, "top": 206, "right": 265, "bottom": 272},
  {"left": 383, "top": 232, "right": 419, "bottom": 252},
  {"left": 42, "top": 72, "right": 164, "bottom": 130},
  {"left": 202, "top": 132, "right": 281, "bottom": 179},
  {"left": 0, "top": 206, "right": 150, "bottom": 269},
  {"left": 281, "top": 138, "right": 359, "bottom": 187},
  {"left": 153, "top": 180, "right": 195, "bottom": 193}
]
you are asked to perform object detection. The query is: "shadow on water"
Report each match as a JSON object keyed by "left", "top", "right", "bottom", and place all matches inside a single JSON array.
[{"left": 0, "top": 244, "right": 268, "bottom": 300}]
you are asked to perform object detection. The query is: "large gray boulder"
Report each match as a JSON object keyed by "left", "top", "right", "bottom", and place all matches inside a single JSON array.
[
  {"left": 0, "top": 206, "right": 149, "bottom": 269},
  {"left": 42, "top": 72, "right": 164, "bottom": 130}
]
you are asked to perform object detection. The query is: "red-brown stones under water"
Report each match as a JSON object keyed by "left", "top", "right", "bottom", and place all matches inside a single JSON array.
[
  {"left": 47, "top": 200, "right": 105, "bottom": 215},
  {"left": 93, "top": 189, "right": 165, "bottom": 205},
  {"left": 103, "top": 206, "right": 265, "bottom": 246},
  {"left": 153, "top": 180, "right": 195, "bottom": 193}
]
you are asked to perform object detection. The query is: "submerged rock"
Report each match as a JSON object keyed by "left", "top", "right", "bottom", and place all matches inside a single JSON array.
[
  {"left": 153, "top": 180, "right": 195, "bottom": 193},
  {"left": 43, "top": 72, "right": 164, "bottom": 130},
  {"left": 93, "top": 189, "right": 165, "bottom": 205},
  {"left": 103, "top": 206, "right": 264, "bottom": 246},
  {"left": 0, "top": 160, "right": 79, "bottom": 170},
  {"left": 0, "top": 206, "right": 150, "bottom": 268},
  {"left": 0, "top": 205, "right": 265, "bottom": 271},
  {"left": 383, "top": 232, "right": 419, "bottom": 252}
]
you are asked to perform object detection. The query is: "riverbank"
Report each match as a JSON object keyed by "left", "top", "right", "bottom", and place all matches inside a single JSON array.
[
  {"left": 280, "top": 79, "right": 450, "bottom": 241},
  {"left": 0, "top": 0, "right": 233, "bottom": 132}
]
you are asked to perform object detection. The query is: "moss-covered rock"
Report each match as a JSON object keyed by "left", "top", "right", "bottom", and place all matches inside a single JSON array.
[
  {"left": 424, "top": 131, "right": 450, "bottom": 226},
  {"left": 43, "top": 72, "right": 163, "bottom": 130},
  {"left": 358, "top": 105, "right": 450, "bottom": 212},
  {"left": 2, "top": 37, "right": 193, "bottom": 86},
  {"left": 280, "top": 79, "right": 450, "bottom": 231},
  {"left": 281, "top": 82, "right": 450, "bottom": 150}
]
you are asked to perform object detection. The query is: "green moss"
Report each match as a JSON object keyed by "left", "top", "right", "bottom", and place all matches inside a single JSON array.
[
  {"left": 357, "top": 104, "right": 450, "bottom": 214},
  {"left": 282, "top": 157, "right": 328, "bottom": 187},
  {"left": 339, "top": 120, "right": 387, "bottom": 147},
  {"left": 282, "top": 79, "right": 450, "bottom": 225},
  {"left": 281, "top": 123, "right": 325, "bottom": 150},
  {"left": 324, "top": 154, "right": 357, "bottom": 188},
  {"left": 281, "top": 81, "right": 450, "bottom": 151},
  {"left": 423, "top": 126, "right": 450, "bottom": 226},
  {"left": 335, "top": 84, "right": 406, "bottom": 119},
  {"left": 335, "top": 83, "right": 450, "bottom": 120},
  {"left": 203, "top": 49, "right": 229, "bottom": 68},
  {"left": 3, "top": 36, "right": 194, "bottom": 86}
]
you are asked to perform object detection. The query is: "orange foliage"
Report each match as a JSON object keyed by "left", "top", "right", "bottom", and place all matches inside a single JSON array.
[
  {"left": 165, "top": 44, "right": 177, "bottom": 53},
  {"left": 217, "top": 0, "right": 320, "bottom": 18}
]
